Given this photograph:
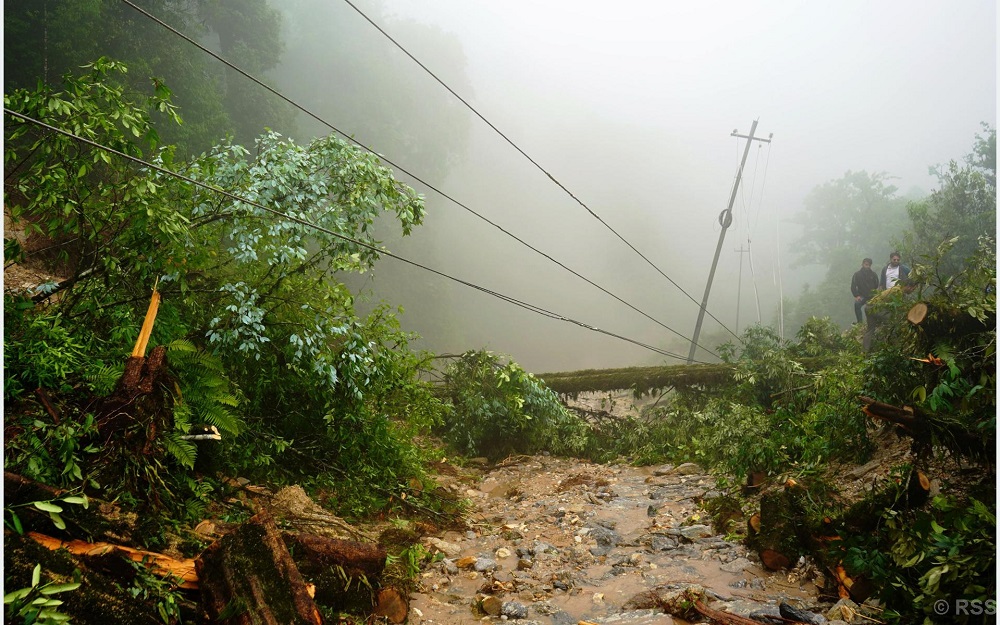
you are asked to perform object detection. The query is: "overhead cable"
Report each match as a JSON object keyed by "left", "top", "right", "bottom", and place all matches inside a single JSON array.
[
  {"left": 119, "top": 0, "right": 722, "bottom": 358},
  {"left": 4, "top": 108, "right": 710, "bottom": 364},
  {"left": 340, "top": 0, "right": 742, "bottom": 342}
]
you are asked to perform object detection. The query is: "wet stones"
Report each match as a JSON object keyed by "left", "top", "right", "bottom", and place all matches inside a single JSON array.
[{"left": 585, "top": 526, "right": 621, "bottom": 556}]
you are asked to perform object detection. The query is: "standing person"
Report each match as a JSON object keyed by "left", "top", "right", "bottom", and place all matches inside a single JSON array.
[
  {"left": 850, "top": 258, "right": 879, "bottom": 324},
  {"left": 879, "top": 251, "right": 911, "bottom": 289}
]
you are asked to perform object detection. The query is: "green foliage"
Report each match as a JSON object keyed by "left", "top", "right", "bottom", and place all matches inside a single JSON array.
[
  {"left": 790, "top": 316, "right": 856, "bottom": 357},
  {"left": 842, "top": 496, "right": 996, "bottom": 624},
  {"left": 3, "top": 309, "right": 86, "bottom": 402},
  {"left": 5, "top": 415, "right": 100, "bottom": 488},
  {"left": 5, "top": 494, "right": 89, "bottom": 536},
  {"left": 4, "top": 564, "right": 81, "bottom": 625},
  {"left": 124, "top": 559, "right": 185, "bottom": 625},
  {"left": 440, "top": 350, "right": 589, "bottom": 461},
  {"left": 905, "top": 125, "right": 996, "bottom": 277},
  {"left": 5, "top": 61, "right": 449, "bottom": 519},
  {"left": 630, "top": 325, "right": 872, "bottom": 474}
]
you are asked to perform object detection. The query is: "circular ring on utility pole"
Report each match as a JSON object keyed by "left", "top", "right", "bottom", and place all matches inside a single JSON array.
[{"left": 718, "top": 209, "right": 733, "bottom": 229}]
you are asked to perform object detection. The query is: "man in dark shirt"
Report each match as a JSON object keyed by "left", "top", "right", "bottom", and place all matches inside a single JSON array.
[{"left": 851, "top": 257, "right": 879, "bottom": 323}]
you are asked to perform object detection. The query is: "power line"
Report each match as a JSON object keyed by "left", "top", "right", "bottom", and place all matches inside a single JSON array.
[
  {"left": 339, "top": 0, "right": 742, "bottom": 342},
  {"left": 5, "top": 108, "right": 712, "bottom": 365},
  {"left": 118, "top": 0, "right": 723, "bottom": 358}
]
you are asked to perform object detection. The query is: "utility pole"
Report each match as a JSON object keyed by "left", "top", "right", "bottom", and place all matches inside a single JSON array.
[
  {"left": 686, "top": 120, "right": 772, "bottom": 364},
  {"left": 734, "top": 244, "right": 750, "bottom": 333}
]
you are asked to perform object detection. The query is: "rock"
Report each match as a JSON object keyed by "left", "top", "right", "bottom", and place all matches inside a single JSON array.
[
  {"left": 587, "top": 526, "right": 620, "bottom": 556},
  {"left": 678, "top": 524, "right": 713, "bottom": 540},
  {"left": 480, "top": 595, "right": 503, "bottom": 616},
  {"left": 720, "top": 557, "right": 753, "bottom": 573},
  {"left": 423, "top": 537, "right": 461, "bottom": 558},
  {"left": 747, "top": 604, "right": 784, "bottom": 624},
  {"left": 651, "top": 464, "right": 675, "bottom": 476},
  {"left": 650, "top": 535, "right": 678, "bottom": 551},
  {"left": 779, "top": 601, "right": 827, "bottom": 624},
  {"left": 826, "top": 598, "right": 860, "bottom": 622},
  {"left": 672, "top": 462, "right": 704, "bottom": 476},
  {"left": 473, "top": 557, "right": 498, "bottom": 572},
  {"left": 501, "top": 600, "right": 529, "bottom": 619}
]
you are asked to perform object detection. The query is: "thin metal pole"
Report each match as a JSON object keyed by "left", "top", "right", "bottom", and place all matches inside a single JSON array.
[
  {"left": 687, "top": 120, "right": 759, "bottom": 364},
  {"left": 735, "top": 244, "right": 749, "bottom": 333}
]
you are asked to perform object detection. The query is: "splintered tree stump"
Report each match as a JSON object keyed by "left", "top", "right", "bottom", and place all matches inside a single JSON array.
[{"left": 197, "top": 510, "right": 321, "bottom": 625}]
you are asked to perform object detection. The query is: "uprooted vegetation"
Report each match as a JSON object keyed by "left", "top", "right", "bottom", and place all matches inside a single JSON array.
[{"left": 4, "top": 62, "right": 995, "bottom": 623}]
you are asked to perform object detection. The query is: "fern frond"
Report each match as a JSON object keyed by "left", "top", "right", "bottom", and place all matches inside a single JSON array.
[
  {"left": 199, "top": 403, "right": 242, "bottom": 436},
  {"left": 84, "top": 363, "right": 125, "bottom": 395},
  {"left": 162, "top": 432, "right": 197, "bottom": 469},
  {"left": 167, "top": 338, "right": 198, "bottom": 353}
]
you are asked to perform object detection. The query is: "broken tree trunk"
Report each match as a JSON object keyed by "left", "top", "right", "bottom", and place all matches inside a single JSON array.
[
  {"left": 197, "top": 509, "right": 321, "bottom": 625},
  {"left": 27, "top": 532, "right": 197, "bottom": 589},
  {"left": 95, "top": 286, "right": 167, "bottom": 443}
]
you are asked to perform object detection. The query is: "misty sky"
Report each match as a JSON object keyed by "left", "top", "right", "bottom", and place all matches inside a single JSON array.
[{"left": 285, "top": 0, "right": 996, "bottom": 372}]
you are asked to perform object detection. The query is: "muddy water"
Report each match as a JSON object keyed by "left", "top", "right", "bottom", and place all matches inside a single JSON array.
[{"left": 412, "top": 456, "right": 820, "bottom": 625}]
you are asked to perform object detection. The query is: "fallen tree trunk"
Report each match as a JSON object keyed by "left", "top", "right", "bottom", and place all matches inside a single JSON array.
[
  {"left": 859, "top": 396, "right": 991, "bottom": 462},
  {"left": 283, "top": 531, "right": 388, "bottom": 613},
  {"left": 27, "top": 532, "right": 197, "bottom": 589},
  {"left": 197, "top": 509, "right": 321, "bottom": 625}
]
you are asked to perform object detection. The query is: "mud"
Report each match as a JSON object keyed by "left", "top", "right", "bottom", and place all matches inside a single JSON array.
[{"left": 414, "top": 456, "right": 828, "bottom": 625}]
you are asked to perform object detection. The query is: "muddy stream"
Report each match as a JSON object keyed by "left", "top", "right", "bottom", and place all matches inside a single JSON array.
[{"left": 411, "top": 456, "right": 824, "bottom": 625}]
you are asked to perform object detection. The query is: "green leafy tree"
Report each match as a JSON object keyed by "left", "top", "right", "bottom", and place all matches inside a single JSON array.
[
  {"left": 440, "top": 350, "right": 589, "bottom": 461},
  {"left": 905, "top": 124, "right": 996, "bottom": 276},
  {"left": 785, "top": 171, "right": 913, "bottom": 330},
  {"left": 4, "top": 0, "right": 294, "bottom": 154},
  {"left": 5, "top": 60, "right": 443, "bottom": 512}
]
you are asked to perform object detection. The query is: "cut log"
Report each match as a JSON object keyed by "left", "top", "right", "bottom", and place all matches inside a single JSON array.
[
  {"left": 283, "top": 532, "right": 388, "bottom": 611},
  {"left": 907, "top": 302, "right": 929, "bottom": 325},
  {"left": 5, "top": 533, "right": 168, "bottom": 625},
  {"left": 284, "top": 532, "right": 387, "bottom": 580},
  {"left": 759, "top": 549, "right": 792, "bottom": 571},
  {"left": 373, "top": 587, "right": 410, "bottom": 623},
  {"left": 196, "top": 509, "right": 321, "bottom": 625},
  {"left": 859, "top": 395, "right": 990, "bottom": 462}
]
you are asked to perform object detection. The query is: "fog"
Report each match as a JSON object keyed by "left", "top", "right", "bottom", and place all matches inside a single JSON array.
[{"left": 272, "top": 0, "right": 996, "bottom": 372}]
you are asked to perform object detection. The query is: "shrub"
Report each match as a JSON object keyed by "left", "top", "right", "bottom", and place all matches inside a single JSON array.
[{"left": 440, "top": 350, "right": 588, "bottom": 460}]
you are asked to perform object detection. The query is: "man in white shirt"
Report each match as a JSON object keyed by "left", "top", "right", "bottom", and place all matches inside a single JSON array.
[{"left": 879, "top": 252, "right": 910, "bottom": 289}]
